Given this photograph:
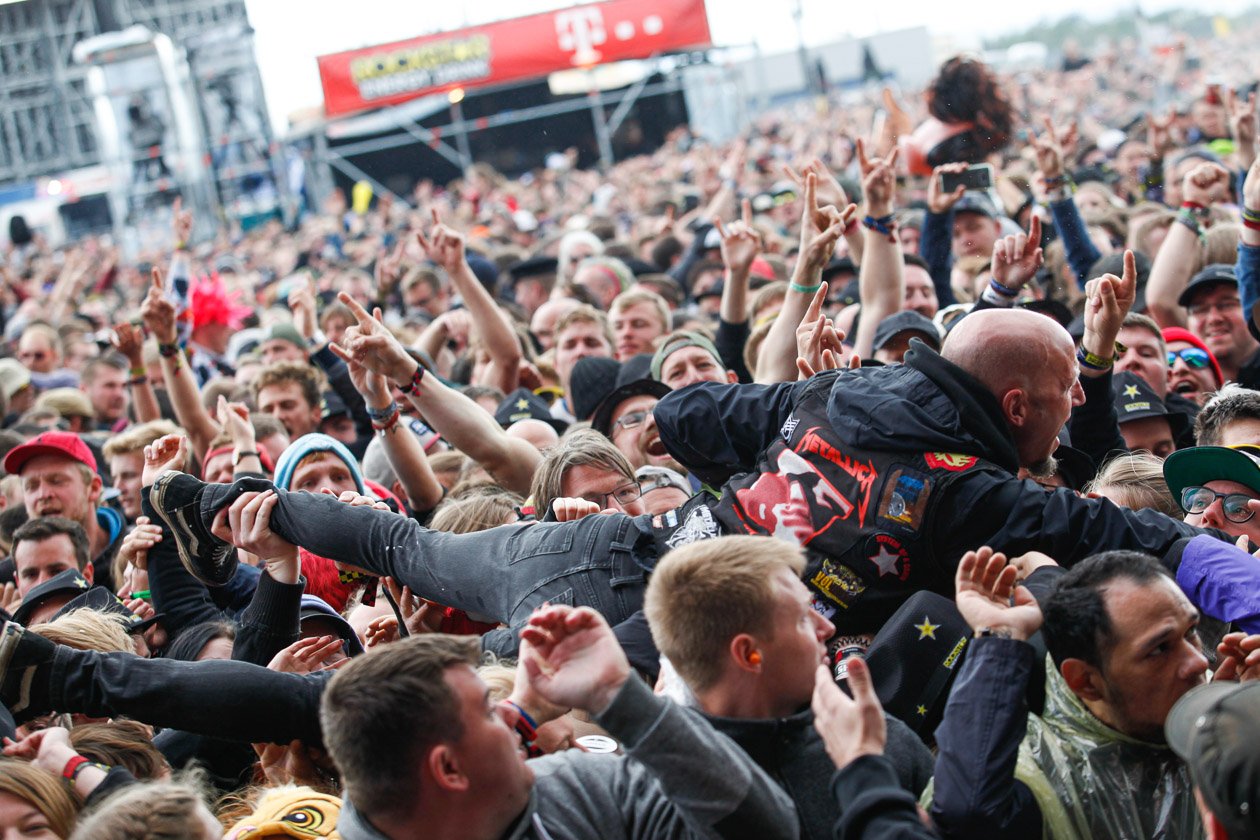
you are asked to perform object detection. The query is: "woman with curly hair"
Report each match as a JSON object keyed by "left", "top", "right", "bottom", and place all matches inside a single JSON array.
[{"left": 905, "top": 56, "right": 1016, "bottom": 174}]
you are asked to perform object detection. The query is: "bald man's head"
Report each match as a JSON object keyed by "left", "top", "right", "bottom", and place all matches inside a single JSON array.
[{"left": 942, "top": 309, "right": 1083, "bottom": 473}]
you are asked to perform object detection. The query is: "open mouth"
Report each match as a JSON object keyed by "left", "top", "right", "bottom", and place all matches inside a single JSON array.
[
  {"left": 645, "top": 437, "right": 667, "bottom": 457},
  {"left": 1173, "top": 381, "right": 1198, "bottom": 395}
]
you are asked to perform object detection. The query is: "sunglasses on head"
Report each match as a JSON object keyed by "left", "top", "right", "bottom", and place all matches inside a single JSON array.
[{"left": 1167, "top": 347, "right": 1211, "bottom": 369}]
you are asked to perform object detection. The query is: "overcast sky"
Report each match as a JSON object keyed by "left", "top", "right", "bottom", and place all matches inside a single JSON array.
[{"left": 244, "top": 0, "right": 1253, "bottom": 133}]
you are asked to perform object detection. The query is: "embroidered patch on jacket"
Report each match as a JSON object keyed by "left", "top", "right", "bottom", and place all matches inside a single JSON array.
[
  {"left": 924, "top": 452, "right": 978, "bottom": 472},
  {"left": 864, "top": 533, "right": 911, "bottom": 581},
  {"left": 809, "top": 558, "right": 866, "bottom": 609},
  {"left": 878, "top": 467, "right": 932, "bottom": 533},
  {"left": 664, "top": 504, "right": 719, "bottom": 549}
]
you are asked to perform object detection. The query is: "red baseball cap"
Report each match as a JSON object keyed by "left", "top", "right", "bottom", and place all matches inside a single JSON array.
[{"left": 3, "top": 431, "right": 98, "bottom": 476}]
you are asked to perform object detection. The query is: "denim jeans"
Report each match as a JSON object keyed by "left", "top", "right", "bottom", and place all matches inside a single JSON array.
[{"left": 207, "top": 481, "right": 662, "bottom": 635}]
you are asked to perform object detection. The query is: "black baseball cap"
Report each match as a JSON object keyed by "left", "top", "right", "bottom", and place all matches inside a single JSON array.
[
  {"left": 53, "top": 586, "right": 163, "bottom": 634},
  {"left": 11, "top": 568, "right": 94, "bottom": 626},
  {"left": 1166, "top": 680, "right": 1260, "bottom": 839},
  {"left": 495, "top": 388, "right": 568, "bottom": 435},
  {"left": 1177, "top": 264, "right": 1238, "bottom": 307},
  {"left": 873, "top": 311, "right": 941, "bottom": 353},
  {"left": 591, "top": 379, "right": 672, "bottom": 438},
  {"left": 1111, "top": 372, "right": 1188, "bottom": 440},
  {"left": 508, "top": 256, "right": 558, "bottom": 286}
]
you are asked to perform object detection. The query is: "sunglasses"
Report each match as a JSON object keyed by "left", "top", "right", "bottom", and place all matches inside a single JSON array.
[
  {"left": 1179, "top": 486, "right": 1257, "bottom": 523},
  {"left": 1167, "top": 347, "right": 1211, "bottom": 369}
]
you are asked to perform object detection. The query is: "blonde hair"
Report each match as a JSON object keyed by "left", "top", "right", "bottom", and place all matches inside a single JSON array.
[
  {"left": 70, "top": 776, "right": 214, "bottom": 840},
  {"left": 0, "top": 758, "right": 79, "bottom": 838},
  {"left": 103, "top": 420, "right": 181, "bottom": 460},
  {"left": 31, "top": 609, "right": 134, "bottom": 654},
  {"left": 529, "top": 430, "right": 633, "bottom": 518},
  {"left": 645, "top": 536, "right": 806, "bottom": 691},
  {"left": 553, "top": 304, "right": 613, "bottom": 350},
  {"left": 477, "top": 662, "right": 516, "bottom": 702},
  {"left": 610, "top": 289, "right": 670, "bottom": 333},
  {"left": 1085, "top": 452, "right": 1181, "bottom": 518},
  {"left": 430, "top": 488, "right": 522, "bottom": 534}
]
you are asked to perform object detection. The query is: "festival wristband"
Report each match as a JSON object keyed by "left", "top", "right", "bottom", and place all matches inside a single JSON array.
[
  {"left": 1077, "top": 346, "right": 1114, "bottom": 371},
  {"left": 789, "top": 282, "right": 822, "bottom": 295}
]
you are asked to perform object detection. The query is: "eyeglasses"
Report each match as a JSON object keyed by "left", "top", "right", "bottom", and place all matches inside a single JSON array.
[
  {"left": 1179, "top": 486, "right": 1257, "bottom": 523},
  {"left": 1187, "top": 299, "right": 1241, "bottom": 318},
  {"left": 1167, "top": 347, "right": 1211, "bottom": 369},
  {"left": 612, "top": 409, "right": 652, "bottom": 433},
  {"left": 582, "top": 481, "right": 643, "bottom": 509}
]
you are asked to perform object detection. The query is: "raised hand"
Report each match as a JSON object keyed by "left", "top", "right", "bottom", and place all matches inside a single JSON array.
[
  {"left": 714, "top": 198, "right": 762, "bottom": 277},
  {"left": 1032, "top": 118, "right": 1068, "bottom": 183},
  {"left": 142, "top": 434, "right": 189, "bottom": 486},
  {"left": 1227, "top": 88, "right": 1258, "bottom": 165},
  {"left": 329, "top": 292, "right": 417, "bottom": 386},
  {"left": 1082, "top": 249, "right": 1138, "bottom": 355},
  {"left": 990, "top": 215, "right": 1044, "bottom": 294},
  {"left": 288, "top": 276, "right": 318, "bottom": 342},
  {"left": 857, "top": 138, "right": 900, "bottom": 217},
  {"left": 1183, "top": 161, "right": 1233, "bottom": 206},
  {"left": 795, "top": 283, "right": 846, "bottom": 379},
  {"left": 783, "top": 158, "right": 850, "bottom": 213},
  {"left": 812, "top": 658, "right": 886, "bottom": 770},
  {"left": 216, "top": 396, "right": 256, "bottom": 448},
  {"left": 118, "top": 516, "right": 163, "bottom": 573},
  {"left": 796, "top": 173, "right": 855, "bottom": 278},
  {"left": 374, "top": 240, "right": 407, "bottom": 296},
  {"left": 111, "top": 322, "right": 145, "bottom": 365},
  {"left": 1148, "top": 107, "right": 1178, "bottom": 158},
  {"left": 519, "top": 604, "right": 630, "bottom": 715},
  {"left": 172, "top": 196, "right": 193, "bottom": 247},
  {"left": 928, "top": 163, "right": 968, "bottom": 214},
  {"left": 383, "top": 577, "right": 443, "bottom": 635},
  {"left": 1214, "top": 631, "right": 1260, "bottom": 682},
  {"left": 141, "top": 267, "right": 178, "bottom": 344},
  {"left": 416, "top": 209, "right": 467, "bottom": 277},
  {"left": 267, "top": 635, "right": 347, "bottom": 674},
  {"left": 954, "top": 546, "right": 1043, "bottom": 640}
]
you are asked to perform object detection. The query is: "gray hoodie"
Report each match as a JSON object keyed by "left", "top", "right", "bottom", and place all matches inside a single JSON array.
[{"left": 338, "top": 676, "right": 799, "bottom": 840}]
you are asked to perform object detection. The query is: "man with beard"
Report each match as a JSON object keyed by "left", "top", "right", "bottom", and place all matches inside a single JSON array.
[
  {"left": 79, "top": 355, "right": 129, "bottom": 433},
  {"left": 5, "top": 432, "right": 123, "bottom": 591}
]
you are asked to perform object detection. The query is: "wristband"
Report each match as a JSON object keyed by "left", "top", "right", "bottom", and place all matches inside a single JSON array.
[
  {"left": 981, "top": 285, "right": 1018, "bottom": 307},
  {"left": 365, "top": 402, "right": 399, "bottom": 422},
  {"left": 1181, "top": 200, "right": 1209, "bottom": 217},
  {"left": 126, "top": 375, "right": 148, "bottom": 387},
  {"left": 789, "top": 282, "right": 822, "bottom": 295},
  {"left": 131, "top": 589, "right": 151, "bottom": 601},
  {"left": 1043, "top": 174, "right": 1069, "bottom": 188},
  {"left": 504, "top": 700, "right": 543, "bottom": 758},
  {"left": 989, "top": 277, "right": 1020, "bottom": 297},
  {"left": 1242, "top": 207, "right": 1260, "bottom": 224},
  {"left": 1077, "top": 345, "right": 1114, "bottom": 371},
  {"left": 862, "top": 212, "right": 898, "bottom": 242},
  {"left": 129, "top": 366, "right": 146, "bottom": 377},
  {"left": 233, "top": 450, "right": 260, "bottom": 466},
  {"left": 1174, "top": 208, "right": 1206, "bottom": 241},
  {"left": 372, "top": 409, "right": 401, "bottom": 434},
  {"left": 399, "top": 365, "right": 426, "bottom": 397},
  {"left": 1243, "top": 218, "right": 1260, "bottom": 233},
  {"left": 158, "top": 342, "right": 181, "bottom": 358}
]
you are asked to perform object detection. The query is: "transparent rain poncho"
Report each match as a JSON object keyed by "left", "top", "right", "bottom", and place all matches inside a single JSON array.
[{"left": 1011, "top": 657, "right": 1203, "bottom": 840}]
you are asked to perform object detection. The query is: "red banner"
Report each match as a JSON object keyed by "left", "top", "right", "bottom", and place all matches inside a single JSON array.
[{"left": 316, "top": 0, "right": 712, "bottom": 118}]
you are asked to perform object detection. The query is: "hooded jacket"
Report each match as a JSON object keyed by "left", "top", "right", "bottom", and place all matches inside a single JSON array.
[{"left": 656, "top": 343, "right": 1222, "bottom": 635}]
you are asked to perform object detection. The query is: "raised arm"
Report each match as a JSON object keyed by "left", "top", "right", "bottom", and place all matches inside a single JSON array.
[
  {"left": 419, "top": 211, "right": 522, "bottom": 394},
  {"left": 1146, "top": 162, "right": 1232, "bottom": 328},
  {"left": 111, "top": 322, "right": 161, "bottom": 424},
  {"left": 851, "top": 140, "right": 904, "bottom": 360},
  {"left": 344, "top": 350, "right": 444, "bottom": 512},
  {"left": 331, "top": 293, "right": 540, "bottom": 495},
  {"left": 141, "top": 267, "right": 219, "bottom": 459},
  {"left": 755, "top": 173, "right": 853, "bottom": 383}
]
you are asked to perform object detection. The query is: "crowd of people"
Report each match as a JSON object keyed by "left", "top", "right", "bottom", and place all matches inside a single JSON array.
[{"left": 5, "top": 20, "right": 1260, "bottom": 840}]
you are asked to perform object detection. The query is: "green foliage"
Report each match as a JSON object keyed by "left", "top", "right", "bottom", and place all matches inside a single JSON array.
[{"left": 982, "top": 6, "right": 1259, "bottom": 51}]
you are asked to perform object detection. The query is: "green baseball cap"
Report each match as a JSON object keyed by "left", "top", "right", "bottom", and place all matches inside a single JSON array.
[
  {"left": 650, "top": 330, "right": 722, "bottom": 381},
  {"left": 1162, "top": 445, "right": 1260, "bottom": 504}
]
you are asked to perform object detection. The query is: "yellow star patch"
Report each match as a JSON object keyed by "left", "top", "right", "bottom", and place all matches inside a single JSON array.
[
  {"left": 916, "top": 705, "right": 928, "bottom": 716},
  {"left": 1123, "top": 384, "right": 1140, "bottom": 398},
  {"left": 914, "top": 617, "right": 939, "bottom": 640},
  {"left": 515, "top": 398, "right": 530, "bottom": 410}
]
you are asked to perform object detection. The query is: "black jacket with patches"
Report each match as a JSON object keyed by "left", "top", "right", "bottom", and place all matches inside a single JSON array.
[{"left": 656, "top": 342, "right": 1218, "bottom": 634}]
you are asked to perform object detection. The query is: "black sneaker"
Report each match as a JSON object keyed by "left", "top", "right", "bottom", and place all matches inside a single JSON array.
[
  {"left": 0, "top": 621, "right": 56, "bottom": 720},
  {"left": 149, "top": 472, "right": 238, "bottom": 586}
]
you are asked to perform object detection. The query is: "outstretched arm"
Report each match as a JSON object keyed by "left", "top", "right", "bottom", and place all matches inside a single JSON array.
[{"left": 330, "top": 293, "right": 540, "bottom": 494}]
